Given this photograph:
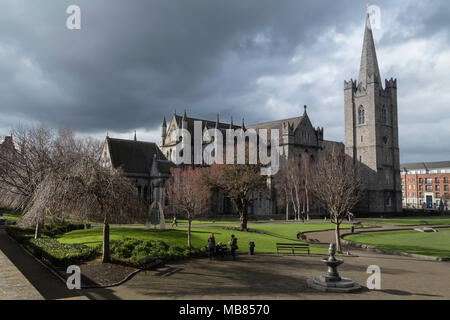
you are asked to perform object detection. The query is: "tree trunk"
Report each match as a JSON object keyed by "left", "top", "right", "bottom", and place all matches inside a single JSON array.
[
  {"left": 285, "top": 191, "right": 289, "bottom": 221},
  {"left": 102, "top": 216, "right": 110, "bottom": 263},
  {"left": 34, "top": 222, "right": 42, "bottom": 239},
  {"left": 335, "top": 223, "right": 342, "bottom": 253},
  {"left": 240, "top": 207, "right": 248, "bottom": 231},
  {"left": 187, "top": 218, "right": 192, "bottom": 248},
  {"left": 305, "top": 187, "right": 310, "bottom": 221}
]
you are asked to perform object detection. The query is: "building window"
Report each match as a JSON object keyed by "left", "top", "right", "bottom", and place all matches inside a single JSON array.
[
  {"left": 358, "top": 106, "right": 365, "bottom": 125},
  {"left": 419, "top": 178, "right": 423, "bottom": 184},
  {"left": 361, "top": 136, "right": 364, "bottom": 143},
  {"left": 419, "top": 192, "right": 422, "bottom": 198},
  {"left": 426, "top": 178, "right": 432, "bottom": 184},
  {"left": 436, "top": 185, "right": 440, "bottom": 191},
  {"left": 426, "top": 186, "right": 433, "bottom": 192},
  {"left": 435, "top": 178, "right": 439, "bottom": 183},
  {"left": 436, "top": 193, "right": 441, "bottom": 199},
  {"left": 381, "top": 105, "right": 387, "bottom": 124},
  {"left": 445, "top": 185, "right": 449, "bottom": 192},
  {"left": 408, "top": 185, "right": 411, "bottom": 190},
  {"left": 419, "top": 185, "right": 423, "bottom": 191},
  {"left": 444, "top": 177, "right": 449, "bottom": 184}
]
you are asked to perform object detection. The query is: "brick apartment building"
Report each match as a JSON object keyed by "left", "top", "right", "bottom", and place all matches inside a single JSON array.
[{"left": 400, "top": 161, "right": 450, "bottom": 209}]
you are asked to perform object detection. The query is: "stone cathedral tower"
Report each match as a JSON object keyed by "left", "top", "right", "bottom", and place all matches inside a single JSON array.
[{"left": 344, "top": 13, "right": 402, "bottom": 214}]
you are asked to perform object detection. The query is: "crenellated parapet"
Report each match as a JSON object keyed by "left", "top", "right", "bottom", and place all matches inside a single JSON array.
[
  {"left": 315, "top": 127, "right": 324, "bottom": 141},
  {"left": 385, "top": 78, "right": 397, "bottom": 89},
  {"left": 344, "top": 79, "right": 357, "bottom": 91}
]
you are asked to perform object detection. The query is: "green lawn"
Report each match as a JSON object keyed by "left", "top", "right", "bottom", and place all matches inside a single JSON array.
[
  {"left": 57, "top": 224, "right": 335, "bottom": 254},
  {"left": 358, "top": 217, "right": 450, "bottom": 226},
  {"left": 2, "top": 211, "right": 20, "bottom": 222},
  {"left": 344, "top": 228, "right": 450, "bottom": 258}
]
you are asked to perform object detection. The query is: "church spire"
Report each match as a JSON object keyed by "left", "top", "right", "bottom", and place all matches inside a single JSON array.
[{"left": 358, "top": 13, "right": 381, "bottom": 88}]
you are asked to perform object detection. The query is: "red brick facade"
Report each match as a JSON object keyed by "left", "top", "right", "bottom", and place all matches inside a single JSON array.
[{"left": 401, "top": 172, "right": 449, "bottom": 208}]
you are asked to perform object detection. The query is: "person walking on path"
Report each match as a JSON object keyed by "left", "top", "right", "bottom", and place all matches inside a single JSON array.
[
  {"left": 229, "top": 235, "right": 238, "bottom": 261},
  {"left": 171, "top": 216, "right": 178, "bottom": 227},
  {"left": 207, "top": 233, "right": 216, "bottom": 260}
]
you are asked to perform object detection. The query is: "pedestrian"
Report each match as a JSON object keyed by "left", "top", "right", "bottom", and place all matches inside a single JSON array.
[
  {"left": 229, "top": 234, "right": 238, "bottom": 261},
  {"left": 207, "top": 233, "right": 216, "bottom": 260},
  {"left": 346, "top": 209, "right": 354, "bottom": 222},
  {"left": 171, "top": 215, "right": 178, "bottom": 227}
]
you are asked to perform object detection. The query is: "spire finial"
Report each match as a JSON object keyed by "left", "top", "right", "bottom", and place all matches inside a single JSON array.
[
  {"left": 162, "top": 116, "right": 167, "bottom": 127},
  {"left": 173, "top": 109, "right": 177, "bottom": 116},
  {"left": 134, "top": 130, "right": 137, "bottom": 141},
  {"left": 182, "top": 109, "right": 187, "bottom": 121},
  {"left": 242, "top": 118, "right": 245, "bottom": 130},
  {"left": 230, "top": 116, "right": 233, "bottom": 129},
  {"left": 303, "top": 105, "right": 308, "bottom": 115}
]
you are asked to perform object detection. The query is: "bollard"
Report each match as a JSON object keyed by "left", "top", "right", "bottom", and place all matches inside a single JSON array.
[{"left": 249, "top": 241, "right": 255, "bottom": 255}]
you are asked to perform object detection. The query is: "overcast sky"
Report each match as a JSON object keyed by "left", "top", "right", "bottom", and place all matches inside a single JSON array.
[{"left": 0, "top": 0, "right": 449, "bottom": 163}]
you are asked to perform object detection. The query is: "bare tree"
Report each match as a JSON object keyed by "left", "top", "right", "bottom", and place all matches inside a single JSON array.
[
  {"left": 309, "top": 147, "right": 363, "bottom": 253},
  {"left": 22, "top": 156, "right": 145, "bottom": 262},
  {"left": 274, "top": 156, "right": 312, "bottom": 222},
  {"left": 205, "top": 163, "right": 266, "bottom": 231},
  {"left": 0, "top": 125, "right": 103, "bottom": 238},
  {"left": 165, "top": 167, "right": 211, "bottom": 248}
]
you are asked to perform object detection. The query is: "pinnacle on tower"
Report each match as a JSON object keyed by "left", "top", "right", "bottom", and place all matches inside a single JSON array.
[
  {"left": 242, "top": 118, "right": 245, "bottom": 130},
  {"left": 359, "top": 13, "right": 381, "bottom": 87},
  {"left": 134, "top": 130, "right": 137, "bottom": 141},
  {"left": 182, "top": 109, "right": 187, "bottom": 121},
  {"left": 162, "top": 116, "right": 167, "bottom": 128},
  {"left": 230, "top": 117, "right": 233, "bottom": 129},
  {"left": 303, "top": 105, "right": 307, "bottom": 116},
  {"left": 215, "top": 114, "right": 219, "bottom": 128}
]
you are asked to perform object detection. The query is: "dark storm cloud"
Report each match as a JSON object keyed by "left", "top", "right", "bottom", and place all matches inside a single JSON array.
[
  {"left": 0, "top": 0, "right": 360, "bottom": 131},
  {"left": 0, "top": 0, "right": 449, "bottom": 163}
]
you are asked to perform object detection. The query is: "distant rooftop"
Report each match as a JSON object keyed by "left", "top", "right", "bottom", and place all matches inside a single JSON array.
[{"left": 400, "top": 161, "right": 450, "bottom": 172}]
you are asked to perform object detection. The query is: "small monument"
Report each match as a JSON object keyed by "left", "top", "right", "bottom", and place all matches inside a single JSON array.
[
  {"left": 307, "top": 243, "right": 361, "bottom": 293},
  {"left": 146, "top": 201, "right": 166, "bottom": 230}
]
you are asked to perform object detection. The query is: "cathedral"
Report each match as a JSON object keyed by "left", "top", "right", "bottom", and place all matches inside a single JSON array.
[{"left": 100, "top": 12, "right": 402, "bottom": 216}]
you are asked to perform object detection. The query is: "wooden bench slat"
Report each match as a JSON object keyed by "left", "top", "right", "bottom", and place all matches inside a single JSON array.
[{"left": 275, "top": 243, "right": 310, "bottom": 255}]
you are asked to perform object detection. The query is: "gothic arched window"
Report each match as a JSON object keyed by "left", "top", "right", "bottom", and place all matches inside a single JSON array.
[
  {"left": 358, "top": 106, "right": 365, "bottom": 124},
  {"left": 381, "top": 105, "right": 387, "bottom": 124}
]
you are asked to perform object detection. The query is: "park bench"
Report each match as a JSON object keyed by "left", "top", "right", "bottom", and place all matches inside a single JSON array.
[
  {"left": 138, "top": 254, "right": 164, "bottom": 270},
  {"left": 276, "top": 243, "right": 310, "bottom": 255}
]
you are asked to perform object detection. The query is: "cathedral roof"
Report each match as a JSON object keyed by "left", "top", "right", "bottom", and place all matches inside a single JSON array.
[
  {"left": 359, "top": 14, "right": 381, "bottom": 87},
  {"left": 246, "top": 116, "right": 304, "bottom": 132},
  {"left": 173, "top": 114, "right": 241, "bottom": 133},
  {"left": 106, "top": 137, "right": 171, "bottom": 175}
]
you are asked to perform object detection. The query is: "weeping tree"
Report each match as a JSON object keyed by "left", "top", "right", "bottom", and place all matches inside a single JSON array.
[
  {"left": 23, "top": 157, "right": 145, "bottom": 262},
  {"left": 0, "top": 124, "right": 102, "bottom": 238},
  {"left": 309, "top": 147, "right": 363, "bottom": 253}
]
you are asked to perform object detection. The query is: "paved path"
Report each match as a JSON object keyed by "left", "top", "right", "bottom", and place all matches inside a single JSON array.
[
  {"left": 90, "top": 251, "right": 450, "bottom": 300},
  {"left": 0, "top": 228, "right": 118, "bottom": 300},
  {"left": 0, "top": 243, "right": 43, "bottom": 300}
]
